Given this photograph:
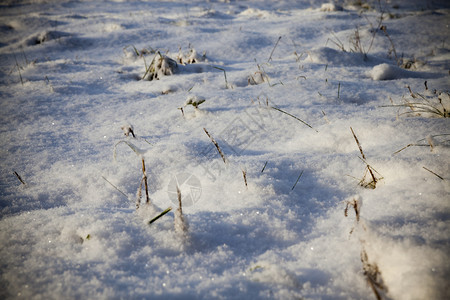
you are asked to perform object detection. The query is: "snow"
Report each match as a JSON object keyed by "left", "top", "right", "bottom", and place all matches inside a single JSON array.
[
  {"left": 320, "top": 3, "right": 343, "bottom": 12},
  {"left": 0, "top": 0, "right": 449, "bottom": 299},
  {"left": 368, "top": 63, "right": 426, "bottom": 80}
]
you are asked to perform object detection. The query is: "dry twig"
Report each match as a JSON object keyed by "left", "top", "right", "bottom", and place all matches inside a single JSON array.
[
  {"left": 361, "top": 249, "right": 388, "bottom": 300},
  {"left": 423, "top": 166, "right": 444, "bottom": 180},
  {"left": 350, "top": 127, "right": 380, "bottom": 189},
  {"left": 149, "top": 207, "right": 172, "bottom": 224},
  {"left": 13, "top": 171, "right": 26, "bottom": 185},
  {"left": 203, "top": 128, "right": 227, "bottom": 163}
]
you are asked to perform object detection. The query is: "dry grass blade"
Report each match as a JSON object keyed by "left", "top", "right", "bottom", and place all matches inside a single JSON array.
[
  {"left": 177, "top": 185, "right": 182, "bottom": 215},
  {"left": 174, "top": 185, "right": 189, "bottom": 238},
  {"left": 393, "top": 134, "right": 450, "bottom": 154},
  {"left": 427, "top": 136, "right": 435, "bottom": 151},
  {"left": 102, "top": 176, "right": 129, "bottom": 200},
  {"left": 268, "top": 36, "right": 282, "bottom": 62},
  {"left": 364, "top": 3, "right": 384, "bottom": 55},
  {"left": 350, "top": 127, "right": 378, "bottom": 188},
  {"left": 349, "top": 26, "right": 364, "bottom": 54},
  {"left": 380, "top": 25, "right": 399, "bottom": 66},
  {"left": 261, "top": 161, "right": 268, "bottom": 173},
  {"left": 271, "top": 106, "right": 317, "bottom": 132},
  {"left": 291, "top": 170, "right": 304, "bottom": 191},
  {"left": 136, "top": 157, "right": 151, "bottom": 208},
  {"left": 142, "top": 53, "right": 157, "bottom": 80},
  {"left": 393, "top": 143, "right": 415, "bottom": 155},
  {"left": 203, "top": 128, "right": 227, "bottom": 163},
  {"left": 344, "top": 198, "right": 360, "bottom": 222},
  {"left": 178, "top": 107, "right": 185, "bottom": 117},
  {"left": 212, "top": 66, "right": 230, "bottom": 89},
  {"left": 337, "top": 82, "right": 341, "bottom": 99},
  {"left": 322, "top": 110, "right": 330, "bottom": 124},
  {"left": 13, "top": 53, "right": 24, "bottom": 86},
  {"left": 113, "top": 140, "right": 143, "bottom": 161},
  {"left": 350, "top": 127, "right": 366, "bottom": 160},
  {"left": 423, "top": 166, "right": 444, "bottom": 180},
  {"left": 361, "top": 249, "right": 388, "bottom": 300},
  {"left": 326, "top": 32, "right": 346, "bottom": 52},
  {"left": 13, "top": 171, "right": 26, "bottom": 185},
  {"left": 20, "top": 46, "right": 29, "bottom": 65},
  {"left": 141, "top": 158, "right": 150, "bottom": 204},
  {"left": 407, "top": 85, "right": 416, "bottom": 98},
  {"left": 242, "top": 169, "right": 248, "bottom": 188},
  {"left": 124, "top": 44, "right": 140, "bottom": 56},
  {"left": 149, "top": 207, "right": 172, "bottom": 224}
]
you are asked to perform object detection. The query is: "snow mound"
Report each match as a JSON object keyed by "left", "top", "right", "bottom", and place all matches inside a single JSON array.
[
  {"left": 239, "top": 8, "right": 272, "bottom": 18},
  {"left": 250, "top": 262, "right": 300, "bottom": 288},
  {"left": 368, "top": 63, "right": 426, "bottom": 80},
  {"left": 320, "top": 3, "right": 343, "bottom": 12},
  {"left": 24, "top": 30, "right": 71, "bottom": 46},
  {"left": 364, "top": 230, "right": 449, "bottom": 300}
]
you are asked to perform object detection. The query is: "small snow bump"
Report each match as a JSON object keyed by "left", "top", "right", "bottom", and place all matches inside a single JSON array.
[
  {"left": 320, "top": 3, "right": 343, "bottom": 12},
  {"left": 368, "top": 63, "right": 427, "bottom": 80},
  {"left": 369, "top": 63, "right": 401, "bottom": 80}
]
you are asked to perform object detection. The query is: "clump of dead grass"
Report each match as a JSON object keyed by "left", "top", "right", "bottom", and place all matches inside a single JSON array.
[
  {"left": 143, "top": 51, "right": 178, "bottom": 81},
  {"left": 384, "top": 85, "right": 449, "bottom": 118}
]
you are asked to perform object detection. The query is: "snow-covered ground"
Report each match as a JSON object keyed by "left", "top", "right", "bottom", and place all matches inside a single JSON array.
[{"left": 1, "top": 0, "right": 449, "bottom": 299}]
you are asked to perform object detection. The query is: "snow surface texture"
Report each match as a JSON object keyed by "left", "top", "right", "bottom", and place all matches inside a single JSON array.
[{"left": 0, "top": 0, "right": 449, "bottom": 299}]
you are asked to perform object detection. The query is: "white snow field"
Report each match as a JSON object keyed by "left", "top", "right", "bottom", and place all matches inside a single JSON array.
[{"left": 0, "top": 0, "right": 449, "bottom": 299}]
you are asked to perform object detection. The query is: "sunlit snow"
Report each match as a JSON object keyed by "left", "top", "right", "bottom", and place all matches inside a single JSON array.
[{"left": 0, "top": 0, "right": 449, "bottom": 299}]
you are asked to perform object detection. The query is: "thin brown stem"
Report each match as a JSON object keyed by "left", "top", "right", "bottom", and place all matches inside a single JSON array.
[
  {"left": 242, "top": 169, "right": 248, "bottom": 188},
  {"left": 268, "top": 36, "right": 282, "bottom": 62},
  {"left": 271, "top": 106, "right": 316, "bottom": 131},
  {"left": 423, "top": 166, "right": 444, "bottom": 180},
  {"left": 142, "top": 158, "right": 150, "bottom": 204},
  {"left": 350, "top": 127, "right": 378, "bottom": 187},
  {"left": 177, "top": 185, "right": 182, "bottom": 215},
  {"left": 13, "top": 171, "right": 26, "bottom": 185},
  {"left": 149, "top": 207, "right": 172, "bottom": 224},
  {"left": 203, "top": 128, "right": 227, "bottom": 163}
]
